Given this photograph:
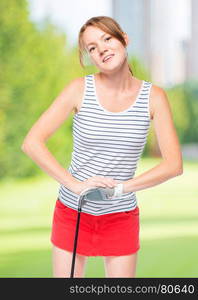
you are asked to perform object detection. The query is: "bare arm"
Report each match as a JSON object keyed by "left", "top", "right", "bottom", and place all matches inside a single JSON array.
[
  {"left": 123, "top": 85, "right": 183, "bottom": 194},
  {"left": 21, "top": 77, "right": 84, "bottom": 191}
]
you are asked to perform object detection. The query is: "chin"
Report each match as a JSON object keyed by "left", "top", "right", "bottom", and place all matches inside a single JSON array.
[
  {"left": 100, "top": 61, "right": 122, "bottom": 71},
  {"left": 107, "top": 63, "right": 123, "bottom": 73}
]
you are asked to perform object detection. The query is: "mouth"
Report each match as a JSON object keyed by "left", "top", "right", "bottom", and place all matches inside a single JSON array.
[{"left": 102, "top": 54, "right": 114, "bottom": 63}]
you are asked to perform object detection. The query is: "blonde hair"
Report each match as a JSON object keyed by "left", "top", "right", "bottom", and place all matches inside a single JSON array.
[{"left": 78, "top": 16, "right": 133, "bottom": 75}]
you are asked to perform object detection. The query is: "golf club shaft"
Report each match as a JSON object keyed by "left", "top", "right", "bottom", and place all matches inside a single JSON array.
[
  {"left": 70, "top": 192, "right": 87, "bottom": 278},
  {"left": 70, "top": 206, "right": 82, "bottom": 278}
]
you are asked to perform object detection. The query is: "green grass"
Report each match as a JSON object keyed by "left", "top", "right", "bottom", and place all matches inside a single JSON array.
[{"left": 0, "top": 158, "right": 197, "bottom": 278}]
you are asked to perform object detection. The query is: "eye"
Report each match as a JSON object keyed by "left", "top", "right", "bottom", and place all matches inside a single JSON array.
[
  {"left": 89, "top": 47, "right": 95, "bottom": 52},
  {"left": 105, "top": 36, "right": 111, "bottom": 42}
]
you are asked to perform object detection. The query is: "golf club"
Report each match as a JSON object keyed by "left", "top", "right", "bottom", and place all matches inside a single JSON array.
[{"left": 70, "top": 186, "right": 115, "bottom": 278}]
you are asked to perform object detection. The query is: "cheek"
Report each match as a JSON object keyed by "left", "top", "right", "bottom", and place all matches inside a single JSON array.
[
  {"left": 112, "top": 43, "right": 126, "bottom": 57},
  {"left": 115, "top": 50, "right": 127, "bottom": 63},
  {"left": 92, "top": 56, "right": 100, "bottom": 64}
]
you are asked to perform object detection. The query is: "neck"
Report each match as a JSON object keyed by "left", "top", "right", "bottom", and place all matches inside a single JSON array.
[{"left": 97, "top": 63, "right": 133, "bottom": 92}]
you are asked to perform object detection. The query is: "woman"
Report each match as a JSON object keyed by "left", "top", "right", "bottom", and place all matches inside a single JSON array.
[{"left": 21, "top": 16, "right": 183, "bottom": 278}]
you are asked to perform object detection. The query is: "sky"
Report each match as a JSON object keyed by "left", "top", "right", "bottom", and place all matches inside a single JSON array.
[{"left": 28, "top": 0, "right": 112, "bottom": 47}]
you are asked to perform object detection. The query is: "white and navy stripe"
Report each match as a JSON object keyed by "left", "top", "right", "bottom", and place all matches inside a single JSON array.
[{"left": 58, "top": 74, "right": 152, "bottom": 215}]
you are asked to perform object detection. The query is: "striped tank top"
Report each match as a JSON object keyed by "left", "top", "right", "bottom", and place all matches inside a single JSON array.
[{"left": 58, "top": 73, "right": 152, "bottom": 216}]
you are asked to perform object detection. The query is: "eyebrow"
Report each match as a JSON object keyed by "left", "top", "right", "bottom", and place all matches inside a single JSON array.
[{"left": 86, "top": 33, "right": 107, "bottom": 47}]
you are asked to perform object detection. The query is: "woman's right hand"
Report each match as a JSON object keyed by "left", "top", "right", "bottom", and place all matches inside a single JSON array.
[{"left": 70, "top": 176, "right": 118, "bottom": 195}]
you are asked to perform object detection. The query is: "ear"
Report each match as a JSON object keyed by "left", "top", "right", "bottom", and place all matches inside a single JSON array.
[{"left": 123, "top": 32, "right": 130, "bottom": 47}]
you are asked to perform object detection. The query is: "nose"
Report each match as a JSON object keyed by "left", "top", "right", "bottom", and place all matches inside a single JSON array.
[
  {"left": 99, "top": 49, "right": 108, "bottom": 61},
  {"left": 98, "top": 44, "right": 108, "bottom": 56}
]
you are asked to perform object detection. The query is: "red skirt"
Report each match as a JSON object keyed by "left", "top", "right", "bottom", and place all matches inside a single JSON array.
[{"left": 50, "top": 198, "right": 140, "bottom": 256}]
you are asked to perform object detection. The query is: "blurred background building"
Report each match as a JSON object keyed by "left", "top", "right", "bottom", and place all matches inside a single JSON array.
[
  {"left": 112, "top": 0, "right": 151, "bottom": 73},
  {"left": 185, "top": 0, "right": 198, "bottom": 81},
  {"left": 113, "top": 0, "right": 192, "bottom": 87}
]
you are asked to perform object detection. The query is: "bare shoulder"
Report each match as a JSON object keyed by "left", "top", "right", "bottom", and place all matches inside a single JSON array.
[
  {"left": 67, "top": 76, "right": 84, "bottom": 87},
  {"left": 149, "top": 84, "right": 170, "bottom": 120},
  {"left": 21, "top": 76, "right": 85, "bottom": 144},
  {"left": 63, "top": 76, "right": 85, "bottom": 114}
]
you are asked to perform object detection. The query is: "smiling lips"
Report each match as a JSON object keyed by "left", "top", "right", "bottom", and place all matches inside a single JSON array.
[{"left": 102, "top": 54, "right": 114, "bottom": 63}]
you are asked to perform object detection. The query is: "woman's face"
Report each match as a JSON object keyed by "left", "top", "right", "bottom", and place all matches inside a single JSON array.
[{"left": 82, "top": 26, "right": 129, "bottom": 72}]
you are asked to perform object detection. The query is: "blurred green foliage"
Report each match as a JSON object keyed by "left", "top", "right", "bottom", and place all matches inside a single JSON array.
[
  {"left": 0, "top": 0, "right": 197, "bottom": 180},
  {"left": 0, "top": 0, "right": 85, "bottom": 179},
  {"left": 181, "top": 81, "right": 198, "bottom": 143},
  {"left": 166, "top": 81, "right": 198, "bottom": 144}
]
